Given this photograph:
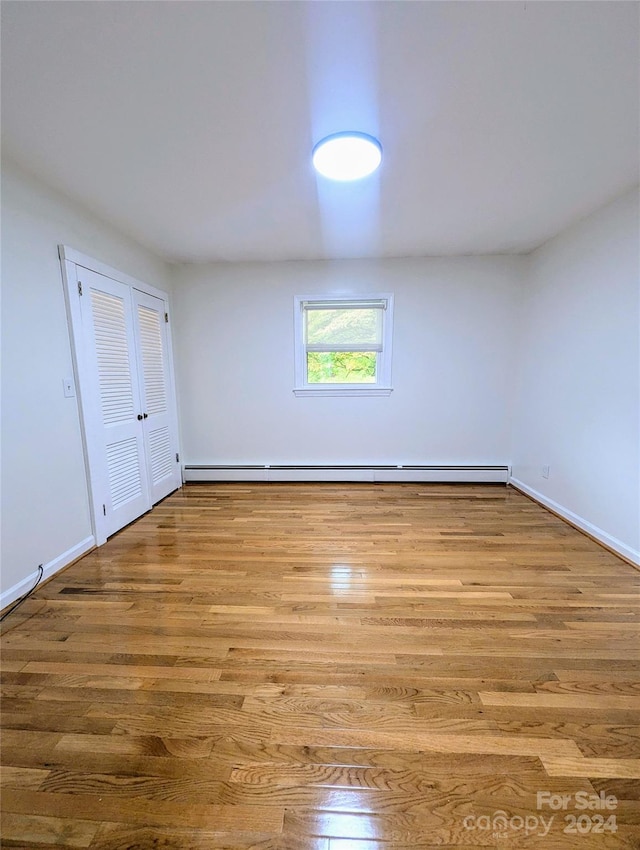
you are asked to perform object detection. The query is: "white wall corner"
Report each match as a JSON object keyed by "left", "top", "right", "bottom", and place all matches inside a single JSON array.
[
  {"left": 0, "top": 535, "right": 95, "bottom": 612},
  {"left": 509, "top": 477, "right": 640, "bottom": 567}
]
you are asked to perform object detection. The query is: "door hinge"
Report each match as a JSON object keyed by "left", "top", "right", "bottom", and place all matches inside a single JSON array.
[
  {"left": 78, "top": 281, "right": 83, "bottom": 296},
  {"left": 103, "top": 504, "right": 106, "bottom": 516},
  {"left": 165, "top": 312, "right": 169, "bottom": 323},
  {"left": 176, "top": 453, "right": 180, "bottom": 463}
]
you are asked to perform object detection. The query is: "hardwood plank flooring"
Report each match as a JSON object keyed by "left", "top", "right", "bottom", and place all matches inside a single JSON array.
[{"left": 1, "top": 482, "right": 639, "bottom": 849}]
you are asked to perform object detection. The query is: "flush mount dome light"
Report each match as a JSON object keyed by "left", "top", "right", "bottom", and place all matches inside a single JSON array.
[{"left": 312, "top": 132, "right": 382, "bottom": 181}]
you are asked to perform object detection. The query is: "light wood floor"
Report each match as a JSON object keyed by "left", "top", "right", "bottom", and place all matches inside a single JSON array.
[{"left": 1, "top": 483, "right": 639, "bottom": 849}]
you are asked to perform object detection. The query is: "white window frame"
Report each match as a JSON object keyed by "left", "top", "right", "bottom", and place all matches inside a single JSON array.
[{"left": 293, "top": 294, "right": 394, "bottom": 397}]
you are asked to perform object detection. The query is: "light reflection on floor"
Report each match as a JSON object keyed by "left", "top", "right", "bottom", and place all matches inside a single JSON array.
[
  {"left": 311, "top": 807, "right": 380, "bottom": 841},
  {"left": 330, "top": 564, "right": 354, "bottom": 591}
]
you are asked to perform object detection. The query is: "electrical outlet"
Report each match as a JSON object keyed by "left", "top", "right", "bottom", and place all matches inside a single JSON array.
[
  {"left": 542, "top": 465, "right": 550, "bottom": 479},
  {"left": 63, "top": 377, "right": 76, "bottom": 398}
]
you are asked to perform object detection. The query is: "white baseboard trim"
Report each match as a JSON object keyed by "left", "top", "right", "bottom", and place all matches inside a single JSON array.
[
  {"left": 509, "top": 478, "right": 640, "bottom": 566},
  {"left": 184, "top": 465, "right": 510, "bottom": 484},
  {"left": 0, "top": 535, "right": 95, "bottom": 611}
]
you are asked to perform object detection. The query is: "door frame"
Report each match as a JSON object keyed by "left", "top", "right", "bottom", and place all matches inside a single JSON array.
[{"left": 59, "top": 245, "right": 182, "bottom": 545}]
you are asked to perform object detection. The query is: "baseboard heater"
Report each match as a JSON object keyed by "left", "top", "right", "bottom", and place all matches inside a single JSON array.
[{"left": 183, "top": 464, "right": 510, "bottom": 483}]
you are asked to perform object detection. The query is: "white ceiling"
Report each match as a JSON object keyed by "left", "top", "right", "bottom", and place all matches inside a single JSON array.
[{"left": 2, "top": 1, "right": 638, "bottom": 263}]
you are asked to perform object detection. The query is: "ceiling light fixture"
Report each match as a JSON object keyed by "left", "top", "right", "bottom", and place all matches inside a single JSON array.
[{"left": 312, "top": 132, "right": 382, "bottom": 181}]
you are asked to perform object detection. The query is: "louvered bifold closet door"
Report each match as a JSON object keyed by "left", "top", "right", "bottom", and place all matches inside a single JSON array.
[
  {"left": 132, "top": 289, "right": 180, "bottom": 504},
  {"left": 79, "top": 269, "right": 150, "bottom": 537}
]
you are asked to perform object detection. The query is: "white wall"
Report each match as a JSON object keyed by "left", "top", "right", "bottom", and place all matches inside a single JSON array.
[
  {"left": 1, "top": 159, "right": 170, "bottom": 602},
  {"left": 171, "top": 256, "right": 521, "bottom": 467},
  {"left": 511, "top": 189, "right": 640, "bottom": 563}
]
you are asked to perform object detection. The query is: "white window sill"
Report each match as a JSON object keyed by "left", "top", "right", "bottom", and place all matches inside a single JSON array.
[{"left": 293, "top": 386, "right": 393, "bottom": 398}]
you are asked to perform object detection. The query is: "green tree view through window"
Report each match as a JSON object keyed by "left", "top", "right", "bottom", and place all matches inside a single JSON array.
[
  {"left": 307, "top": 351, "right": 377, "bottom": 383},
  {"left": 305, "top": 305, "right": 381, "bottom": 384},
  {"left": 295, "top": 295, "right": 392, "bottom": 395}
]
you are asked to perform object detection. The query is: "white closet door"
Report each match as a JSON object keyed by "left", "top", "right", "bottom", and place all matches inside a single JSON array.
[
  {"left": 79, "top": 269, "right": 150, "bottom": 538},
  {"left": 132, "top": 289, "right": 181, "bottom": 504}
]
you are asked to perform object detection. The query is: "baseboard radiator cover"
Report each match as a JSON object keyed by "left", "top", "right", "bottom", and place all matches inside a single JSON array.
[{"left": 183, "top": 464, "right": 510, "bottom": 483}]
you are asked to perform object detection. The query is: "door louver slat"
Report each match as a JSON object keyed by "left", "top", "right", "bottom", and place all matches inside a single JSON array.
[
  {"left": 138, "top": 305, "right": 167, "bottom": 416},
  {"left": 106, "top": 437, "right": 143, "bottom": 509},
  {"left": 91, "top": 290, "right": 135, "bottom": 426},
  {"left": 148, "top": 426, "right": 173, "bottom": 484}
]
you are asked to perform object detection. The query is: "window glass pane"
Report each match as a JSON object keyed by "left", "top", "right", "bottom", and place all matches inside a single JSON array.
[
  {"left": 306, "top": 307, "right": 382, "bottom": 346},
  {"left": 307, "top": 351, "right": 377, "bottom": 383}
]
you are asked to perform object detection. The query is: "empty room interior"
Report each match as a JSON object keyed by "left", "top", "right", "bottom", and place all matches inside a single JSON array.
[{"left": 1, "top": 1, "right": 639, "bottom": 848}]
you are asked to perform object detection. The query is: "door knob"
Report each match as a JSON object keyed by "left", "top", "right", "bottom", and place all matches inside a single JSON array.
[
  {"left": 143, "top": 413, "right": 148, "bottom": 419},
  {"left": 137, "top": 414, "right": 143, "bottom": 421}
]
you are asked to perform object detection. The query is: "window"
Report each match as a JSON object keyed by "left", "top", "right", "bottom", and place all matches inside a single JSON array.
[{"left": 294, "top": 295, "right": 394, "bottom": 396}]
